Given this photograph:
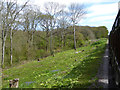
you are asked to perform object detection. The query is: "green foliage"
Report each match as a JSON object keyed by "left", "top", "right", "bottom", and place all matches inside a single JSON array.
[
  {"left": 4, "top": 26, "right": 108, "bottom": 68},
  {"left": 76, "top": 32, "right": 85, "bottom": 47},
  {"left": 75, "top": 26, "right": 108, "bottom": 40},
  {"left": 91, "top": 38, "right": 107, "bottom": 46},
  {"left": 90, "top": 26, "right": 108, "bottom": 39},
  {"left": 2, "top": 38, "right": 107, "bottom": 88}
]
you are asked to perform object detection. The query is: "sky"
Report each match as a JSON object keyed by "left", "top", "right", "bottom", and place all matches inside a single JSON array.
[{"left": 18, "top": 0, "right": 120, "bottom": 33}]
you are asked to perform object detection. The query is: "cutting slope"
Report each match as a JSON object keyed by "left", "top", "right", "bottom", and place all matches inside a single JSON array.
[{"left": 2, "top": 38, "right": 107, "bottom": 88}]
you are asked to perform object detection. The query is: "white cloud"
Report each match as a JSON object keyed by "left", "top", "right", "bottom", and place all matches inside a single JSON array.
[
  {"left": 26, "top": 0, "right": 120, "bottom": 9},
  {"left": 82, "top": 2, "right": 118, "bottom": 32},
  {"left": 87, "top": 3, "right": 118, "bottom": 17},
  {"left": 30, "top": 0, "right": 119, "bottom": 5},
  {"left": 89, "top": 16, "right": 115, "bottom": 22}
]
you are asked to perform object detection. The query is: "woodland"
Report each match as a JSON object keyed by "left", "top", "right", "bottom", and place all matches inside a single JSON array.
[{"left": 0, "top": 1, "right": 108, "bottom": 68}]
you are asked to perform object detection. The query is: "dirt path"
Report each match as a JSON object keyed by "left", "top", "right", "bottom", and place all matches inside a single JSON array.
[
  {"left": 96, "top": 43, "right": 119, "bottom": 88},
  {"left": 89, "top": 44, "right": 109, "bottom": 88},
  {"left": 97, "top": 45, "right": 109, "bottom": 88}
]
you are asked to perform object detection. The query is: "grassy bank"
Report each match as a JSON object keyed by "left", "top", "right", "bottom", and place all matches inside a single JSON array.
[{"left": 2, "top": 38, "right": 107, "bottom": 88}]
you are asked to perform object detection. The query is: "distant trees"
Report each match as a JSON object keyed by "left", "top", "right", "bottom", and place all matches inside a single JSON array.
[
  {"left": 39, "top": 14, "right": 52, "bottom": 52},
  {"left": 0, "top": 1, "right": 87, "bottom": 67},
  {"left": 0, "top": 0, "right": 108, "bottom": 68},
  {"left": 1, "top": 0, "right": 28, "bottom": 67},
  {"left": 44, "top": 2, "right": 65, "bottom": 55},
  {"left": 3, "top": 26, "right": 108, "bottom": 68},
  {"left": 68, "top": 3, "right": 86, "bottom": 50},
  {"left": 22, "top": 5, "right": 41, "bottom": 46},
  {"left": 57, "top": 10, "right": 70, "bottom": 49}
]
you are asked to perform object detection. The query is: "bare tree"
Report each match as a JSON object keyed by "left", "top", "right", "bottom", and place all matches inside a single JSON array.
[
  {"left": 1, "top": 1, "right": 11, "bottom": 67},
  {"left": 9, "top": 1, "right": 28, "bottom": 65},
  {"left": 22, "top": 5, "right": 41, "bottom": 46},
  {"left": 44, "top": 2, "right": 65, "bottom": 55},
  {"left": 68, "top": 3, "right": 86, "bottom": 50},
  {"left": 57, "top": 10, "right": 70, "bottom": 49},
  {"left": 28, "top": 5, "right": 41, "bottom": 45},
  {"left": 39, "top": 14, "right": 52, "bottom": 52},
  {"left": 1, "top": 0, "right": 28, "bottom": 66}
]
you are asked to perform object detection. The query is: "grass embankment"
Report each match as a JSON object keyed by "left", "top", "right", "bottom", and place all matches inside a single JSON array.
[{"left": 2, "top": 38, "right": 107, "bottom": 88}]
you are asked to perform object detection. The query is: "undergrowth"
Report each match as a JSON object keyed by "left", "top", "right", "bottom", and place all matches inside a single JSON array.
[{"left": 2, "top": 38, "right": 107, "bottom": 88}]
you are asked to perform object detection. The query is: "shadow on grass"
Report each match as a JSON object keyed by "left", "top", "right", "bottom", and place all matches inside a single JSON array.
[{"left": 52, "top": 44, "right": 107, "bottom": 88}]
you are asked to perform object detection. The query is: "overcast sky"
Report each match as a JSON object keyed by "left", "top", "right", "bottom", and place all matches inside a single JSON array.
[{"left": 18, "top": 0, "right": 119, "bottom": 32}]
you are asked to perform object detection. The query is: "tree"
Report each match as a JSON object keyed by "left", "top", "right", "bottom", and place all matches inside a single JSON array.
[
  {"left": 57, "top": 10, "right": 70, "bottom": 49},
  {"left": 27, "top": 5, "right": 41, "bottom": 46},
  {"left": 22, "top": 5, "right": 40, "bottom": 45},
  {"left": 39, "top": 14, "right": 52, "bottom": 52},
  {"left": 0, "top": 1, "right": 2, "bottom": 70},
  {"left": 68, "top": 3, "right": 86, "bottom": 50},
  {"left": 1, "top": 0, "right": 28, "bottom": 67},
  {"left": 21, "top": 5, "right": 41, "bottom": 60},
  {"left": 44, "top": 2, "right": 65, "bottom": 55}
]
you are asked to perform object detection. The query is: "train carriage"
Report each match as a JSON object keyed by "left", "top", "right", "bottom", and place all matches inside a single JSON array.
[{"left": 109, "top": 8, "right": 120, "bottom": 87}]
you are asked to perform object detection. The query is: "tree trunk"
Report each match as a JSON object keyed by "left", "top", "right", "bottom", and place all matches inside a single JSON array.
[
  {"left": 10, "top": 28, "right": 12, "bottom": 65},
  {"left": 63, "top": 34, "right": 66, "bottom": 47},
  {"left": 61, "top": 31, "right": 64, "bottom": 49},
  {"left": 46, "top": 30, "right": 49, "bottom": 52},
  {"left": 73, "top": 25, "right": 76, "bottom": 50},
  {"left": 50, "top": 31, "right": 53, "bottom": 55},
  {"left": 2, "top": 30, "right": 5, "bottom": 68},
  {"left": 31, "top": 31, "right": 34, "bottom": 46},
  {"left": 2, "top": 30, "right": 7, "bottom": 68},
  {"left": 46, "top": 40, "right": 49, "bottom": 52}
]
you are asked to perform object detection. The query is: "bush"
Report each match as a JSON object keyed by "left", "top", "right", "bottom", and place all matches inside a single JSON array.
[{"left": 4, "top": 26, "right": 108, "bottom": 68}]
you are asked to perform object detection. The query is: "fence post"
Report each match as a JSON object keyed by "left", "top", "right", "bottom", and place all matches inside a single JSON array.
[{"left": 9, "top": 78, "right": 19, "bottom": 88}]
